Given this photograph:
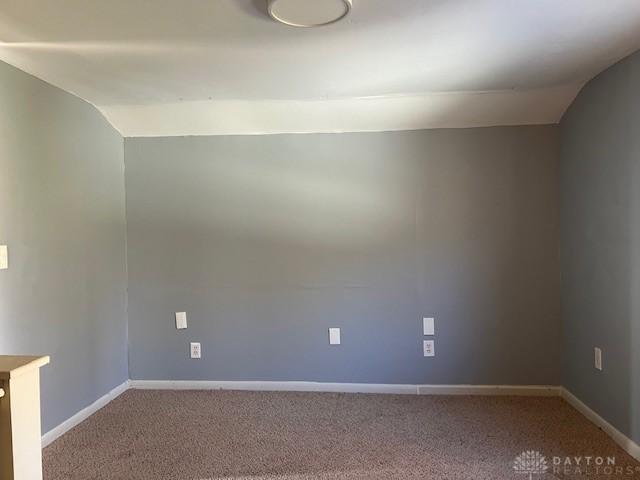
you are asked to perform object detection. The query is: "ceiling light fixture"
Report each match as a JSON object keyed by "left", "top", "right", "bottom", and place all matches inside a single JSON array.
[{"left": 267, "top": 0, "right": 352, "bottom": 28}]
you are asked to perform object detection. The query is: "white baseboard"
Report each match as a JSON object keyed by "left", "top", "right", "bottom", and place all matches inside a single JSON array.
[
  {"left": 129, "top": 380, "right": 418, "bottom": 394},
  {"left": 561, "top": 388, "right": 640, "bottom": 462},
  {"left": 41, "top": 380, "right": 130, "bottom": 447},
  {"left": 129, "top": 380, "right": 561, "bottom": 397},
  {"left": 417, "top": 384, "right": 561, "bottom": 396}
]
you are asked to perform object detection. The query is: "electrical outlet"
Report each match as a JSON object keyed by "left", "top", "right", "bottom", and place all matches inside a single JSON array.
[
  {"left": 0, "top": 245, "right": 7, "bottom": 270},
  {"left": 423, "top": 340, "right": 435, "bottom": 357},
  {"left": 594, "top": 347, "right": 602, "bottom": 371},
  {"left": 190, "top": 342, "right": 201, "bottom": 359}
]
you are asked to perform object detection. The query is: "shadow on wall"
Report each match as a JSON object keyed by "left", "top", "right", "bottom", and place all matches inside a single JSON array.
[
  {"left": 124, "top": 128, "right": 561, "bottom": 386},
  {"left": 633, "top": 174, "right": 640, "bottom": 445},
  {"left": 632, "top": 59, "right": 640, "bottom": 445},
  {"left": 560, "top": 49, "right": 640, "bottom": 445}
]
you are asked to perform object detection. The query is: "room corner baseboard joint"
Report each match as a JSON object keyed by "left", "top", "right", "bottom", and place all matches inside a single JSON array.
[
  {"left": 41, "top": 380, "right": 130, "bottom": 448},
  {"left": 560, "top": 387, "right": 640, "bottom": 462}
]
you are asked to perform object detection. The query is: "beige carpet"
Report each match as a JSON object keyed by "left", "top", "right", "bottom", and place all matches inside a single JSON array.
[{"left": 43, "top": 390, "right": 640, "bottom": 480}]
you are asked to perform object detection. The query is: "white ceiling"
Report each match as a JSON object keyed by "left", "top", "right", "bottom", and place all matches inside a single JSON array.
[{"left": 1, "top": 0, "right": 639, "bottom": 136}]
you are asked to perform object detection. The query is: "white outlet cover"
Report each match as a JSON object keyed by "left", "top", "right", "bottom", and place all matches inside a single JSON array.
[
  {"left": 595, "top": 347, "right": 603, "bottom": 371},
  {"left": 423, "top": 340, "right": 435, "bottom": 357},
  {"left": 423, "top": 317, "right": 435, "bottom": 336},
  {"left": 190, "top": 342, "right": 201, "bottom": 359},
  {"left": 328, "top": 327, "right": 341, "bottom": 345},
  {"left": 0, "top": 245, "right": 7, "bottom": 270},
  {"left": 175, "top": 312, "right": 187, "bottom": 330}
]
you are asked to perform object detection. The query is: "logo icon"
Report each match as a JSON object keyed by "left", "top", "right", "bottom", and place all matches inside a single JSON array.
[{"left": 513, "top": 450, "right": 548, "bottom": 479}]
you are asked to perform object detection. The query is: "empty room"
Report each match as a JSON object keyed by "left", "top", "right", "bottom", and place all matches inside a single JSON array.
[{"left": 1, "top": 1, "right": 640, "bottom": 479}]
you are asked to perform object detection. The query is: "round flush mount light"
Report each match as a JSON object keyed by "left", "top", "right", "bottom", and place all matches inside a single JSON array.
[{"left": 267, "top": 0, "right": 352, "bottom": 28}]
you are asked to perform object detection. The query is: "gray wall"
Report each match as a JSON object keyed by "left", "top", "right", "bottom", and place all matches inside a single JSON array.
[
  {"left": 125, "top": 127, "right": 561, "bottom": 385},
  {"left": 0, "top": 61, "right": 128, "bottom": 433},
  {"left": 560, "top": 50, "right": 640, "bottom": 444}
]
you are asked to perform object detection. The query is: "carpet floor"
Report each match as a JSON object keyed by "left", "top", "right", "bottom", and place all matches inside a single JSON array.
[{"left": 43, "top": 390, "right": 640, "bottom": 480}]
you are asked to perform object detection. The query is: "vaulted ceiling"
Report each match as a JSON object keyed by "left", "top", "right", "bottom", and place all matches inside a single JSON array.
[{"left": 1, "top": 0, "right": 639, "bottom": 136}]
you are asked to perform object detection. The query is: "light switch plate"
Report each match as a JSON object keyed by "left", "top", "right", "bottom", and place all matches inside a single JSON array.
[
  {"left": 423, "top": 317, "right": 435, "bottom": 336},
  {"left": 190, "top": 342, "right": 201, "bottom": 359},
  {"left": 175, "top": 312, "right": 187, "bottom": 330},
  {"left": 594, "top": 347, "right": 602, "bottom": 371},
  {"left": 423, "top": 340, "right": 435, "bottom": 357},
  {"left": 329, "top": 327, "right": 341, "bottom": 345},
  {"left": 0, "top": 245, "right": 7, "bottom": 270}
]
